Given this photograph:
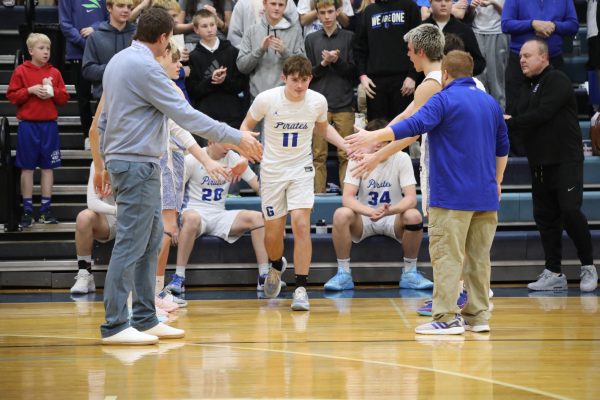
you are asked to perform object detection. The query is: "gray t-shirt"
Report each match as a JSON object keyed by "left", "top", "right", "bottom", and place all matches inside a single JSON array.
[{"left": 472, "top": 0, "right": 504, "bottom": 35}]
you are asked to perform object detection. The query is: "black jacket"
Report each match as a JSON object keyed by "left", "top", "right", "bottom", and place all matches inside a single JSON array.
[
  {"left": 425, "top": 16, "right": 486, "bottom": 76},
  {"left": 354, "top": 0, "right": 421, "bottom": 79},
  {"left": 186, "top": 39, "right": 247, "bottom": 127},
  {"left": 506, "top": 66, "right": 583, "bottom": 165}
]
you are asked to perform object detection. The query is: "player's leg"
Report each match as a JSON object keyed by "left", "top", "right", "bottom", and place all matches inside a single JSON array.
[
  {"left": 261, "top": 180, "right": 289, "bottom": 298},
  {"left": 228, "top": 210, "right": 272, "bottom": 290},
  {"left": 324, "top": 207, "right": 363, "bottom": 291},
  {"left": 263, "top": 215, "right": 287, "bottom": 298},
  {"left": 155, "top": 209, "right": 183, "bottom": 311},
  {"left": 289, "top": 208, "right": 312, "bottom": 311},
  {"left": 71, "top": 209, "right": 111, "bottom": 294},
  {"left": 166, "top": 210, "right": 202, "bottom": 295},
  {"left": 396, "top": 208, "right": 432, "bottom": 290}
]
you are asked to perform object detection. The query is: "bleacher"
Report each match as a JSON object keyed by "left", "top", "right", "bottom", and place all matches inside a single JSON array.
[{"left": 0, "top": 2, "right": 598, "bottom": 289}]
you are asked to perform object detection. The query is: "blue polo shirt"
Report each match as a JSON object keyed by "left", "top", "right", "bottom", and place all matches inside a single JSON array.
[{"left": 391, "top": 77, "right": 509, "bottom": 212}]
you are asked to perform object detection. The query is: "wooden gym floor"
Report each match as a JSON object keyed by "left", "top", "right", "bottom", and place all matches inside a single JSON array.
[{"left": 0, "top": 287, "right": 598, "bottom": 399}]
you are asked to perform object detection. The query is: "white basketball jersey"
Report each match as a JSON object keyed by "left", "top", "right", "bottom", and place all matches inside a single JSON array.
[
  {"left": 249, "top": 87, "right": 328, "bottom": 182},
  {"left": 345, "top": 152, "right": 416, "bottom": 208},
  {"left": 182, "top": 152, "right": 256, "bottom": 212}
]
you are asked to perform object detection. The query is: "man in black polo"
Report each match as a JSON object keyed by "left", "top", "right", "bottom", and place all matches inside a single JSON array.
[{"left": 506, "top": 38, "right": 597, "bottom": 293}]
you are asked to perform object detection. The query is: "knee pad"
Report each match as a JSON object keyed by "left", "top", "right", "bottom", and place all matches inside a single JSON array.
[{"left": 404, "top": 222, "right": 423, "bottom": 232}]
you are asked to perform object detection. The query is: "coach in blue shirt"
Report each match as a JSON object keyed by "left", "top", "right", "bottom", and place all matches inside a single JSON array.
[
  {"left": 501, "top": 0, "right": 578, "bottom": 116},
  {"left": 346, "top": 50, "right": 509, "bottom": 335}
]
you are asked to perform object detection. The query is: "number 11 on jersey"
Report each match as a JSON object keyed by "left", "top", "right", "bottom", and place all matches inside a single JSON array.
[{"left": 282, "top": 132, "right": 298, "bottom": 147}]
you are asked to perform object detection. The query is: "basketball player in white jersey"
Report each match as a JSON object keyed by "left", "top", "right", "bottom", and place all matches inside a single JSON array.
[
  {"left": 323, "top": 118, "right": 431, "bottom": 291},
  {"left": 240, "top": 55, "right": 348, "bottom": 311},
  {"left": 168, "top": 142, "right": 268, "bottom": 292}
]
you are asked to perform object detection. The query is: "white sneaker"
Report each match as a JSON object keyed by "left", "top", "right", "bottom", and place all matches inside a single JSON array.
[
  {"left": 84, "top": 137, "right": 91, "bottom": 150},
  {"left": 70, "top": 270, "right": 96, "bottom": 294},
  {"left": 142, "top": 323, "right": 185, "bottom": 339},
  {"left": 527, "top": 269, "right": 567, "bottom": 291},
  {"left": 580, "top": 265, "right": 598, "bottom": 292},
  {"left": 291, "top": 287, "right": 310, "bottom": 311},
  {"left": 464, "top": 321, "right": 491, "bottom": 333},
  {"left": 102, "top": 327, "right": 158, "bottom": 345}
]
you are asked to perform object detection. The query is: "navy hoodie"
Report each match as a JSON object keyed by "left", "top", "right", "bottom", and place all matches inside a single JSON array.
[
  {"left": 59, "top": 0, "right": 109, "bottom": 61},
  {"left": 82, "top": 21, "right": 136, "bottom": 98}
]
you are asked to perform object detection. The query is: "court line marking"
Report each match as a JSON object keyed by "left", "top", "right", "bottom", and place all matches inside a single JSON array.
[
  {"left": 388, "top": 298, "right": 411, "bottom": 328},
  {"left": 196, "top": 342, "right": 573, "bottom": 400}
]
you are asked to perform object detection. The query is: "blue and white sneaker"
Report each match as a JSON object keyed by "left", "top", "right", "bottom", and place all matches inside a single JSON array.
[
  {"left": 399, "top": 270, "right": 433, "bottom": 289},
  {"left": 415, "top": 315, "right": 464, "bottom": 335},
  {"left": 257, "top": 274, "right": 287, "bottom": 291},
  {"left": 416, "top": 291, "right": 468, "bottom": 317},
  {"left": 263, "top": 257, "right": 287, "bottom": 298},
  {"left": 324, "top": 267, "right": 354, "bottom": 291},
  {"left": 165, "top": 274, "right": 185, "bottom": 295},
  {"left": 291, "top": 287, "right": 310, "bottom": 311}
]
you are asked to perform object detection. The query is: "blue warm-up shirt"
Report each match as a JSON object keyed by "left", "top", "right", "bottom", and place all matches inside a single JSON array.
[
  {"left": 391, "top": 77, "right": 509, "bottom": 212},
  {"left": 501, "top": 0, "right": 578, "bottom": 58}
]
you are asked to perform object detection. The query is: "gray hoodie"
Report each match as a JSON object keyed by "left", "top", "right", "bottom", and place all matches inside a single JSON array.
[
  {"left": 82, "top": 21, "right": 136, "bottom": 99},
  {"left": 227, "top": 0, "right": 299, "bottom": 49},
  {"left": 236, "top": 15, "right": 304, "bottom": 98}
]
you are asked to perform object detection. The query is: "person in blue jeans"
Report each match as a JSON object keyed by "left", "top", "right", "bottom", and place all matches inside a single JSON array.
[{"left": 97, "top": 7, "right": 262, "bottom": 345}]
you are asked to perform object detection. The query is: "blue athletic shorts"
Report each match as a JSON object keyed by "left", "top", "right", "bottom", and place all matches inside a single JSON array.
[{"left": 16, "top": 120, "right": 62, "bottom": 170}]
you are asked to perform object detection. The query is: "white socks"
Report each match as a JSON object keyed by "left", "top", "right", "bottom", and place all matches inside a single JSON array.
[
  {"left": 258, "top": 263, "right": 270, "bottom": 276},
  {"left": 175, "top": 266, "right": 186, "bottom": 278},
  {"left": 77, "top": 255, "right": 92, "bottom": 263},
  {"left": 338, "top": 258, "right": 351, "bottom": 273},
  {"left": 403, "top": 257, "right": 417, "bottom": 273}
]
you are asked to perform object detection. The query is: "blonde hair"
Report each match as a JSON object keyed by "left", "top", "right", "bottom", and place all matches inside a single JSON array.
[
  {"left": 151, "top": 0, "right": 180, "bottom": 11},
  {"left": 357, "top": 0, "right": 374, "bottom": 14},
  {"left": 168, "top": 39, "right": 181, "bottom": 62},
  {"left": 26, "top": 33, "right": 51, "bottom": 49},
  {"left": 107, "top": 0, "right": 134, "bottom": 6}
]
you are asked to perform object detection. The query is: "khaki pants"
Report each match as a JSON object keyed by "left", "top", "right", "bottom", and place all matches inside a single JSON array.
[
  {"left": 313, "top": 111, "right": 354, "bottom": 194},
  {"left": 428, "top": 207, "right": 497, "bottom": 325}
]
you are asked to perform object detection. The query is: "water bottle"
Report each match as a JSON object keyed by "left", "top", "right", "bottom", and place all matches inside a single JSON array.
[{"left": 315, "top": 219, "right": 327, "bottom": 234}]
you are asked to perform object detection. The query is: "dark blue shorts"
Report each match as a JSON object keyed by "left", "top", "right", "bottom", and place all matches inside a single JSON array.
[{"left": 16, "top": 120, "right": 61, "bottom": 170}]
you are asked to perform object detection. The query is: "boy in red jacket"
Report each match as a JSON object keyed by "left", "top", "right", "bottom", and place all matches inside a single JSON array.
[{"left": 7, "top": 33, "right": 69, "bottom": 227}]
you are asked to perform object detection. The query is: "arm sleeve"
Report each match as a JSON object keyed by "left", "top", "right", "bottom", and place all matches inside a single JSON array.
[
  {"left": 236, "top": 28, "right": 266, "bottom": 74},
  {"left": 281, "top": 26, "right": 306, "bottom": 58},
  {"left": 52, "top": 70, "right": 70, "bottom": 106},
  {"left": 58, "top": 1, "right": 86, "bottom": 49},
  {"left": 501, "top": 0, "right": 533, "bottom": 35},
  {"left": 397, "top": 154, "right": 417, "bottom": 187},
  {"left": 391, "top": 94, "right": 445, "bottom": 140},
  {"left": 463, "top": 28, "right": 486, "bottom": 76},
  {"left": 553, "top": 1, "right": 579, "bottom": 36},
  {"left": 6, "top": 69, "right": 30, "bottom": 105},
  {"left": 139, "top": 65, "right": 243, "bottom": 145},
  {"left": 81, "top": 36, "right": 106, "bottom": 82},
  {"left": 284, "top": 0, "right": 299, "bottom": 23},
  {"left": 86, "top": 164, "right": 117, "bottom": 215},
  {"left": 168, "top": 119, "right": 197, "bottom": 149},
  {"left": 496, "top": 110, "right": 510, "bottom": 157},
  {"left": 248, "top": 92, "right": 269, "bottom": 122},
  {"left": 227, "top": 1, "right": 244, "bottom": 48},
  {"left": 353, "top": 12, "right": 368, "bottom": 76},
  {"left": 344, "top": 159, "right": 360, "bottom": 186},
  {"left": 507, "top": 73, "right": 572, "bottom": 131},
  {"left": 185, "top": 53, "right": 215, "bottom": 99},
  {"left": 220, "top": 48, "right": 246, "bottom": 94}
]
